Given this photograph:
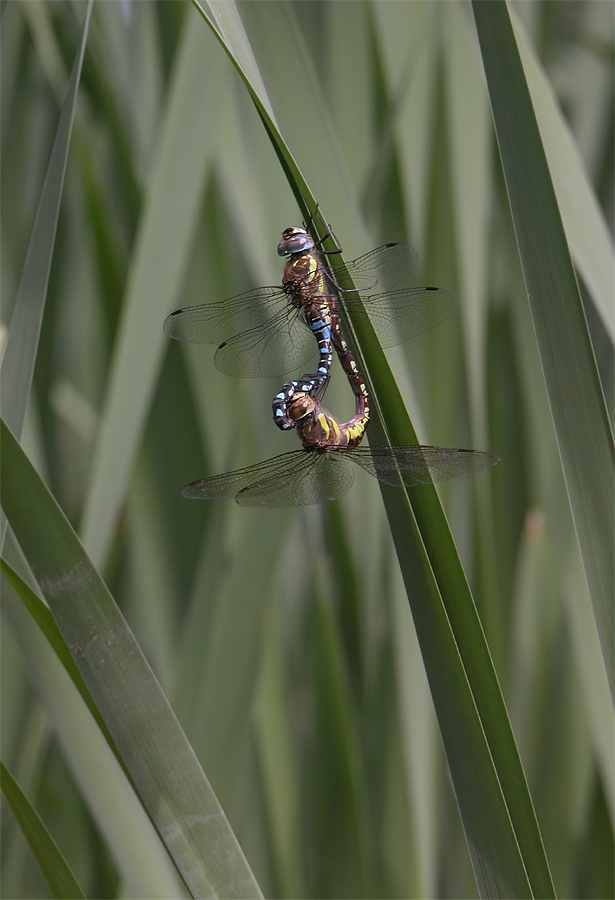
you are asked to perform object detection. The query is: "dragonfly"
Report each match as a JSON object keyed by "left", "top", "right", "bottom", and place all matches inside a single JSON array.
[
  {"left": 181, "top": 392, "right": 500, "bottom": 508},
  {"left": 163, "top": 222, "right": 458, "bottom": 406}
]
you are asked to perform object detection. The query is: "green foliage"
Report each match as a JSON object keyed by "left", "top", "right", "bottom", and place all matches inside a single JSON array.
[
  {"left": 1, "top": 761, "right": 85, "bottom": 899},
  {"left": 2, "top": 1, "right": 613, "bottom": 898}
]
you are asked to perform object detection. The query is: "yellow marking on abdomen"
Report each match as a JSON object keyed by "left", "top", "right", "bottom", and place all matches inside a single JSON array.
[{"left": 347, "top": 421, "right": 367, "bottom": 443}]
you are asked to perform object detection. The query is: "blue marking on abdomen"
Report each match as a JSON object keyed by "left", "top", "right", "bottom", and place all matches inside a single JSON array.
[{"left": 310, "top": 319, "right": 331, "bottom": 335}]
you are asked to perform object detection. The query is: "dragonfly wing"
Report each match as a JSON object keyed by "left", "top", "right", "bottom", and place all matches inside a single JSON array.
[
  {"left": 214, "top": 306, "right": 316, "bottom": 378},
  {"left": 236, "top": 451, "right": 355, "bottom": 507},
  {"left": 181, "top": 450, "right": 354, "bottom": 507},
  {"left": 346, "top": 445, "right": 500, "bottom": 486},
  {"left": 163, "top": 286, "right": 287, "bottom": 344},
  {"left": 181, "top": 451, "right": 305, "bottom": 503},
  {"left": 341, "top": 287, "right": 459, "bottom": 350},
  {"left": 325, "top": 243, "right": 418, "bottom": 293}
]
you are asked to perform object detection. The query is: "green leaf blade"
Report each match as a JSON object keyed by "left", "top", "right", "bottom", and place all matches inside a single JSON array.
[
  {"left": 1, "top": 418, "right": 263, "bottom": 900},
  {"left": 0, "top": 1, "right": 93, "bottom": 441},
  {"left": 1, "top": 761, "right": 86, "bottom": 900},
  {"left": 473, "top": 0, "right": 614, "bottom": 698}
]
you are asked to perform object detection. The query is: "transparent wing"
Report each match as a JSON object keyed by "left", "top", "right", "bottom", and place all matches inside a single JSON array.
[
  {"left": 341, "top": 287, "right": 459, "bottom": 349},
  {"left": 163, "top": 244, "right": 429, "bottom": 377},
  {"left": 325, "top": 243, "right": 418, "bottom": 293},
  {"left": 214, "top": 307, "right": 316, "bottom": 378},
  {"left": 163, "top": 285, "right": 287, "bottom": 344},
  {"left": 345, "top": 445, "right": 500, "bottom": 486},
  {"left": 236, "top": 451, "right": 354, "bottom": 507},
  {"left": 164, "top": 244, "right": 449, "bottom": 377},
  {"left": 181, "top": 449, "right": 354, "bottom": 508},
  {"left": 163, "top": 243, "right": 416, "bottom": 348}
]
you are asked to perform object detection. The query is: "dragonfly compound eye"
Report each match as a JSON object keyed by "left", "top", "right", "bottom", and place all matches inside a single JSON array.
[
  {"left": 278, "top": 228, "right": 314, "bottom": 257},
  {"left": 288, "top": 392, "right": 316, "bottom": 421}
]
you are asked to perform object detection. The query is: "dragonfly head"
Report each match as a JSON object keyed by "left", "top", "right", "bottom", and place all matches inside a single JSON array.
[
  {"left": 287, "top": 392, "right": 317, "bottom": 422},
  {"left": 278, "top": 227, "right": 315, "bottom": 257}
]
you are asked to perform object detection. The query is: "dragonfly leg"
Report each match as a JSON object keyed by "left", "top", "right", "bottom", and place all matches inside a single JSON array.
[
  {"left": 307, "top": 206, "right": 343, "bottom": 257},
  {"left": 303, "top": 202, "right": 320, "bottom": 233},
  {"left": 310, "top": 371, "right": 329, "bottom": 403}
]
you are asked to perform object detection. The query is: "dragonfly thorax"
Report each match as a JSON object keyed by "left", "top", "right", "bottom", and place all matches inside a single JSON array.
[{"left": 278, "top": 227, "right": 315, "bottom": 257}]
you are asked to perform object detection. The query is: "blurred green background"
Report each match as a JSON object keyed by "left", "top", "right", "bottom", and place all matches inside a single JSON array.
[{"left": 1, "top": 1, "right": 613, "bottom": 897}]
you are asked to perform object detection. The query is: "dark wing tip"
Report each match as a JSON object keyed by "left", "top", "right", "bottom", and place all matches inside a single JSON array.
[
  {"left": 423, "top": 286, "right": 459, "bottom": 305},
  {"left": 181, "top": 480, "right": 204, "bottom": 499},
  {"left": 456, "top": 447, "right": 500, "bottom": 458},
  {"left": 457, "top": 448, "right": 501, "bottom": 469},
  {"left": 419, "top": 445, "right": 501, "bottom": 472},
  {"left": 163, "top": 309, "right": 184, "bottom": 336}
]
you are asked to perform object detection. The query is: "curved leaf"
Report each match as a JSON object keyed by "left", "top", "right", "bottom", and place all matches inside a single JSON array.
[
  {"left": 1, "top": 761, "right": 86, "bottom": 900},
  {"left": 0, "top": 0, "right": 92, "bottom": 551},
  {"left": 473, "top": 0, "right": 614, "bottom": 698},
  {"left": 1, "top": 418, "right": 263, "bottom": 899}
]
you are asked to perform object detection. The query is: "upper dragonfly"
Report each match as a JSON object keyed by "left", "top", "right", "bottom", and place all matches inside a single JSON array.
[{"left": 163, "top": 220, "right": 458, "bottom": 383}]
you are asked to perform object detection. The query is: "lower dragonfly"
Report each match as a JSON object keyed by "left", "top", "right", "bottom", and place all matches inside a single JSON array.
[{"left": 181, "top": 391, "right": 499, "bottom": 508}]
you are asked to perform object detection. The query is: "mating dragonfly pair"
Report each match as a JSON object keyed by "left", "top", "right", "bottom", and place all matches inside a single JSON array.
[{"left": 164, "top": 212, "right": 499, "bottom": 506}]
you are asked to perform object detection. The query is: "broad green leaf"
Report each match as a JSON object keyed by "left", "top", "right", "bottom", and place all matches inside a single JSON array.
[
  {"left": 441, "top": 3, "right": 504, "bottom": 666},
  {"left": 0, "top": 1, "right": 91, "bottom": 439},
  {"left": 194, "top": 0, "right": 365, "bottom": 241},
  {"left": 563, "top": 545, "right": 615, "bottom": 817},
  {"left": 0, "top": 0, "right": 92, "bottom": 550},
  {"left": 80, "top": 8, "right": 223, "bottom": 568},
  {"left": 372, "top": 1, "right": 437, "bottom": 235},
  {"left": 389, "top": 564, "right": 438, "bottom": 899},
  {"left": 1, "top": 418, "right": 263, "bottom": 899},
  {"left": 1, "top": 559, "right": 115, "bottom": 751},
  {"left": 443, "top": 2, "right": 491, "bottom": 434},
  {"left": 512, "top": 10, "right": 615, "bottom": 339},
  {"left": 253, "top": 608, "right": 305, "bottom": 899},
  {"left": 311, "top": 559, "right": 375, "bottom": 897},
  {"left": 172, "top": 504, "right": 289, "bottom": 803},
  {"left": 473, "top": 0, "right": 614, "bottom": 697},
  {"left": 1, "top": 563, "right": 183, "bottom": 899},
  {"left": 1, "top": 761, "right": 86, "bottom": 899}
]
